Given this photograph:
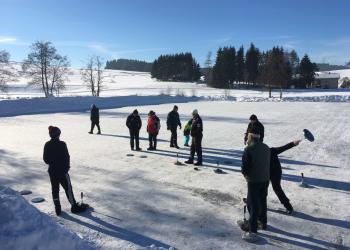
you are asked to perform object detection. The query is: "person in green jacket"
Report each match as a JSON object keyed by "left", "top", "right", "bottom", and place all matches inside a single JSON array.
[{"left": 240, "top": 125, "right": 270, "bottom": 242}]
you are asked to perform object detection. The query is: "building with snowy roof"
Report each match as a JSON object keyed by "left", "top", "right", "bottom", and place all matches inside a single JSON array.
[{"left": 313, "top": 72, "right": 340, "bottom": 88}]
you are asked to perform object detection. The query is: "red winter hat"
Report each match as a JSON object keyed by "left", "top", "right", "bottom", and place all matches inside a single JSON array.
[{"left": 48, "top": 126, "right": 61, "bottom": 138}]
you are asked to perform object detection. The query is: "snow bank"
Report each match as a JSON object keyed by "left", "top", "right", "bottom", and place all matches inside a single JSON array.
[
  {"left": 0, "top": 186, "right": 93, "bottom": 250},
  {"left": 237, "top": 95, "right": 350, "bottom": 102},
  {"left": 0, "top": 95, "right": 200, "bottom": 117}
]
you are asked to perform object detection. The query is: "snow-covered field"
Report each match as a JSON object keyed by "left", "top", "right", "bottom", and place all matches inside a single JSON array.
[
  {"left": 0, "top": 66, "right": 350, "bottom": 249},
  {"left": 1, "top": 63, "right": 350, "bottom": 102}
]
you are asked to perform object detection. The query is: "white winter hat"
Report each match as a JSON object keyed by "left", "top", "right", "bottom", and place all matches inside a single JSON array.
[{"left": 192, "top": 109, "right": 198, "bottom": 116}]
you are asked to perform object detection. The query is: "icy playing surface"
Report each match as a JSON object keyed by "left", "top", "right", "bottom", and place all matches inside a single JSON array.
[{"left": 0, "top": 100, "right": 349, "bottom": 249}]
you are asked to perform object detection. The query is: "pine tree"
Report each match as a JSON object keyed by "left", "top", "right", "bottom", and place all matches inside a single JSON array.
[
  {"left": 245, "top": 43, "right": 260, "bottom": 83},
  {"left": 299, "top": 54, "right": 318, "bottom": 88},
  {"left": 204, "top": 51, "right": 213, "bottom": 83},
  {"left": 236, "top": 46, "right": 245, "bottom": 83}
]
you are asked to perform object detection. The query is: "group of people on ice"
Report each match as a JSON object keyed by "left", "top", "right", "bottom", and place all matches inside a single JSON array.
[
  {"left": 124, "top": 105, "right": 203, "bottom": 165},
  {"left": 43, "top": 104, "right": 302, "bottom": 243}
]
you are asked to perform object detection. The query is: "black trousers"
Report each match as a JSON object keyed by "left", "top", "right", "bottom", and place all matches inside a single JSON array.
[
  {"left": 271, "top": 173, "right": 290, "bottom": 207},
  {"left": 129, "top": 130, "right": 140, "bottom": 149},
  {"left": 170, "top": 127, "right": 178, "bottom": 146},
  {"left": 90, "top": 121, "right": 101, "bottom": 133},
  {"left": 247, "top": 181, "right": 269, "bottom": 233},
  {"left": 149, "top": 133, "right": 157, "bottom": 149},
  {"left": 49, "top": 171, "right": 76, "bottom": 206},
  {"left": 190, "top": 134, "right": 202, "bottom": 162}
]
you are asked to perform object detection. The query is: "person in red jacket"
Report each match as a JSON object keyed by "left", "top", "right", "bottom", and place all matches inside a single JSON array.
[{"left": 146, "top": 111, "right": 160, "bottom": 150}]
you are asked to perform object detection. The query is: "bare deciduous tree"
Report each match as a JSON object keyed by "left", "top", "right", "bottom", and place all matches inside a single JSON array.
[
  {"left": 81, "top": 55, "right": 105, "bottom": 96},
  {"left": 22, "top": 41, "right": 70, "bottom": 97},
  {"left": 0, "top": 50, "right": 17, "bottom": 92}
]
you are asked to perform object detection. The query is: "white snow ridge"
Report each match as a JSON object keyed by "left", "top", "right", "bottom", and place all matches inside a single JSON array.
[{"left": 0, "top": 186, "right": 94, "bottom": 250}]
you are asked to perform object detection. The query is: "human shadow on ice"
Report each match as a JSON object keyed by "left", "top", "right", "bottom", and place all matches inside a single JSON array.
[
  {"left": 282, "top": 173, "right": 350, "bottom": 192},
  {"left": 143, "top": 148, "right": 242, "bottom": 172},
  {"left": 99, "top": 133, "right": 169, "bottom": 143},
  {"left": 269, "top": 208, "right": 350, "bottom": 230},
  {"left": 60, "top": 211, "right": 174, "bottom": 249},
  {"left": 0, "top": 149, "right": 45, "bottom": 187},
  {"left": 279, "top": 157, "right": 338, "bottom": 169},
  {"left": 260, "top": 225, "right": 347, "bottom": 250}
]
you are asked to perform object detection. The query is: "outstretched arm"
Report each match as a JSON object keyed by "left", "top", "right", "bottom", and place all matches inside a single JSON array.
[{"left": 273, "top": 140, "right": 301, "bottom": 155}]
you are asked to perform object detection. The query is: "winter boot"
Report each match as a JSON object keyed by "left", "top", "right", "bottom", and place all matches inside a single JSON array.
[
  {"left": 136, "top": 147, "right": 142, "bottom": 151},
  {"left": 242, "top": 232, "right": 259, "bottom": 243},
  {"left": 284, "top": 202, "right": 294, "bottom": 214},
  {"left": 88, "top": 131, "right": 93, "bottom": 134},
  {"left": 97, "top": 130, "right": 101, "bottom": 134},
  {"left": 71, "top": 203, "right": 87, "bottom": 214},
  {"left": 185, "top": 159, "right": 194, "bottom": 164},
  {"left": 194, "top": 161, "right": 203, "bottom": 166}
]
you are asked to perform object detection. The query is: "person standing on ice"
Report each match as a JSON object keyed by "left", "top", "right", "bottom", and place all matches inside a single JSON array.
[
  {"left": 244, "top": 114, "right": 264, "bottom": 145},
  {"left": 185, "top": 109, "right": 203, "bottom": 166},
  {"left": 167, "top": 105, "right": 182, "bottom": 149},
  {"left": 147, "top": 110, "right": 160, "bottom": 150},
  {"left": 43, "top": 126, "right": 86, "bottom": 216},
  {"left": 270, "top": 139, "right": 301, "bottom": 214},
  {"left": 126, "top": 109, "right": 142, "bottom": 151},
  {"left": 89, "top": 104, "right": 101, "bottom": 134},
  {"left": 240, "top": 125, "right": 270, "bottom": 241}
]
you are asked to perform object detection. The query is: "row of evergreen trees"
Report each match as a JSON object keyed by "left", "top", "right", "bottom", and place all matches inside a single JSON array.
[
  {"left": 151, "top": 53, "right": 201, "bottom": 81},
  {"left": 207, "top": 43, "right": 318, "bottom": 89},
  {"left": 105, "top": 59, "right": 152, "bottom": 72}
]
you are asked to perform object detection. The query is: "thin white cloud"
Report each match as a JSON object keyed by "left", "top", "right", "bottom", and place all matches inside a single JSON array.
[
  {"left": 113, "top": 47, "right": 170, "bottom": 54},
  {"left": 257, "top": 35, "right": 296, "bottom": 40},
  {"left": 0, "top": 36, "right": 29, "bottom": 46},
  {"left": 0, "top": 37, "right": 17, "bottom": 43},
  {"left": 281, "top": 40, "right": 300, "bottom": 50},
  {"left": 87, "top": 44, "right": 109, "bottom": 53}
]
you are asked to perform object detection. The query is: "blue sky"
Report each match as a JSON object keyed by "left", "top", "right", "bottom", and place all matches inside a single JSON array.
[{"left": 1, "top": 0, "right": 349, "bottom": 67}]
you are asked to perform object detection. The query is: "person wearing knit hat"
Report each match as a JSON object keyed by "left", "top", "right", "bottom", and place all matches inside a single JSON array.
[
  {"left": 185, "top": 109, "right": 203, "bottom": 166},
  {"left": 244, "top": 114, "right": 264, "bottom": 145},
  {"left": 166, "top": 105, "right": 182, "bottom": 149},
  {"left": 44, "top": 126, "right": 87, "bottom": 215},
  {"left": 147, "top": 110, "right": 160, "bottom": 150},
  {"left": 126, "top": 109, "right": 142, "bottom": 151},
  {"left": 48, "top": 126, "right": 61, "bottom": 139}
]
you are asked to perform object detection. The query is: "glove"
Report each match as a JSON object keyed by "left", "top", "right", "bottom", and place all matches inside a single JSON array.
[
  {"left": 167, "top": 126, "right": 170, "bottom": 130},
  {"left": 179, "top": 125, "right": 182, "bottom": 130}
]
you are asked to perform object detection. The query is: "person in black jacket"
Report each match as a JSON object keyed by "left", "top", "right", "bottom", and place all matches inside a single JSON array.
[
  {"left": 185, "top": 109, "right": 203, "bottom": 166},
  {"left": 270, "top": 139, "right": 301, "bottom": 214},
  {"left": 126, "top": 109, "right": 142, "bottom": 151},
  {"left": 167, "top": 105, "right": 182, "bottom": 149},
  {"left": 244, "top": 114, "right": 264, "bottom": 145},
  {"left": 89, "top": 104, "right": 101, "bottom": 134},
  {"left": 43, "top": 126, "right": 85, "bottom": 216}
]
